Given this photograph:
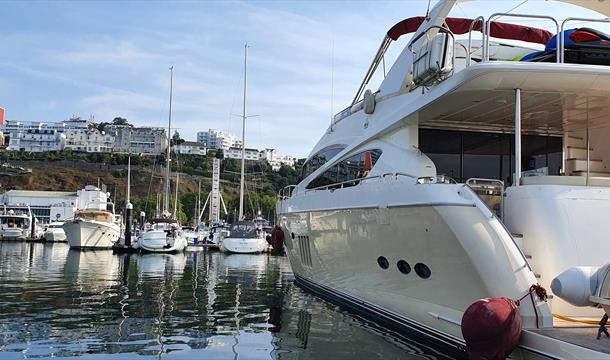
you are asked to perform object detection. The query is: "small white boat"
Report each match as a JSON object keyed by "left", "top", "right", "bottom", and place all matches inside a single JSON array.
[
  {"left": 207, "top": 224, "right": 229, "bottom": 245},
  {"left": 134, "top": 218, "right": 187, "bottom": 253},
  {"left": 42, "top": 222, "right": 67, "bottom": 242},
  {"left": 64, "top": 186, "right": 120, "bottom": 250},
  {"left": 182, "top": 226, "right": 202, "bottom": 245},
  {"left": 219, "top": 221, "right": 268, "bottom": 254},
  {"left": 0, "top": 205, "right": 36, "bottom": 241}
]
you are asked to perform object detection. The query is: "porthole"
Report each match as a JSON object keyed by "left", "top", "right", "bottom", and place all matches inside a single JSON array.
[
  {"left": 414, "top": 263, "right": 431, "bottom": 279},
  {"left": 377, "top": 256, "right": 389, "bottom": 270},
  {"left": 397, "top": 260, "right": 411, "bottom": 274}
]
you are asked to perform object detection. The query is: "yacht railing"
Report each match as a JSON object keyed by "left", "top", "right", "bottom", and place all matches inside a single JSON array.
[
  {"left": 277, "top": 172, "right": 418, "bottom": 200},
  {"left": 466, "top": 178, "right": 505, "bottom": 219},
  {"left": 466, "top": 16, "right": 485, "bottom": 66},
  {"left": 485, "top": 13, "right": 559, "bottom": 62},
  {"left": 559, "top": 17, "right": 610, "bottom": 63}
]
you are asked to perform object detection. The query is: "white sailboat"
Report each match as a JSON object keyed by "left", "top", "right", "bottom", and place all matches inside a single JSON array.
[
  {"left": 64, "top": 185, "right": 120, "bottom": 249},
  {"left": 219, "top": 44, "right": 268, "bottom": 254},
  {"left": 135, "top": 66, "right": 187, "bottom": 254},
  {"left": 277, "top": 1, "right": 610, "bottom": 358}
]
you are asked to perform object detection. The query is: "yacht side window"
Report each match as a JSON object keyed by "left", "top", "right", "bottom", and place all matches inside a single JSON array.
[
  {"left": 306, "top": 149, "right": 382, "bottom": 189},
  {"left": 301, "top": 147, "right": 345, "bottom": 180}
]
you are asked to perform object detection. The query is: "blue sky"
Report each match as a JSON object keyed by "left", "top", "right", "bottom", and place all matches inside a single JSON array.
[{"left": 1, "top": 0, "right": 608, "bottom": 158}]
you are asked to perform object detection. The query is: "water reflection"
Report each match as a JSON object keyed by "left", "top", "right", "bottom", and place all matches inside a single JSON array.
[{"left": 0, "top": 242, "right": 451, "bottom": 359}]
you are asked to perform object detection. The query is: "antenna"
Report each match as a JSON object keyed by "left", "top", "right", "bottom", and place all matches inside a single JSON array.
[{"left": 330, "top": 39, "right": 335, "bottom": 128}]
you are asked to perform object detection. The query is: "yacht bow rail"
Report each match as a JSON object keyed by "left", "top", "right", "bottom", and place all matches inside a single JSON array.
[{"left": 278, "top": 173, "right": 417, "bottom": 200}]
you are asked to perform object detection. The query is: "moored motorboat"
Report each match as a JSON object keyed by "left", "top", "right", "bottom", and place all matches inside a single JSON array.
[
  {"left": 42, "top": 222, "right": 67, "bottom": 242},
  {"left": 64, "top": 185, "right": 120, "bottom": 250},
  {"left": 277, "top": 1, "right": 610, "bottom": 358},
  {"left": 0, "top": 205, "right": 36, "bottom": 241},
  {"left": 134, "top": 218, "right": 187, "bottom": 253},
  {"left": 219, "top": 221, "right": 268, "bottom": 254}
]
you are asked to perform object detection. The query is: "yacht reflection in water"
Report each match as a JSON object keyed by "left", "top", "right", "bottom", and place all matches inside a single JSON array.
[{"left": 0, "top": 242, "right": 453, "bottom": 359}]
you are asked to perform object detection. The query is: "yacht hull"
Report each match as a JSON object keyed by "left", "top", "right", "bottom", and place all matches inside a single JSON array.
[
  {"left": 278, "top": 180, "right": 610, "bottom": 359},
  {"left": 64, "top": 220, "right": 120, "bottom": 249},
  {"left": 1, "top": 228, "right": 27, "bottom": 241},
  {"left": 219, "top": 237, "right": 267, "bottom": 254}
]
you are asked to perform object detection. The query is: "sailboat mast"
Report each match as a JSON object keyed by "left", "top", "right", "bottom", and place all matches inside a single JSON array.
[
  {"left": 127, "top": 155, "right": 131, "bottom": 204},
  {"left": 165, "top": 66, "right": 174, "bottom": 214},
  {"left": 239, "top": 44, "right": 248, "bottom": 221},
  {"left": 174, "top": 173, "right": 179, "bottom": 220},
  {"left": 196, "top": 179, "right": 201, "bottom": 226}
]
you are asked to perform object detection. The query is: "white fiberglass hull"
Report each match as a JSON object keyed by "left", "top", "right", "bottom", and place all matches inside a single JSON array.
[
  {"left": 136, "top": 230, "right": 187, "bottom": 253},
  {"left": 219, "top": 237, "right": 267, "bottom": 254},
  {"left": 278, "top": 179, "right": 610, "bottom": 359},
  {"left": 64, "top": 219, "right": 120, "bottom": 249},
  {"left": 43, "top": 228, "right": 67, "bottom": 242},
  {"left": 1, "top": 228, "right": 27, "bottom": 241}
]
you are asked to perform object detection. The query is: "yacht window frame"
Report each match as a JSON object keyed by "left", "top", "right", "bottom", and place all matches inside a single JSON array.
[{"left": 306, "top": 149, "right": 383, "bottom": 190}]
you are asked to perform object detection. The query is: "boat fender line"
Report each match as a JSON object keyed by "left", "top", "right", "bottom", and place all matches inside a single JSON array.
[
  {"left": 515, "top": 284, "right": 548, "bottom": 329},
  {"left": 552, "top": 313, "right": 600, "bottom": 325}
]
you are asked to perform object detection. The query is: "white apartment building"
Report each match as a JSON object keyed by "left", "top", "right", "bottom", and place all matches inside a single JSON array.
[
  {"left": 1, "top": 117, "right": 89, "bottom": 136},
  {"left": 7, "top": 129, "right": 66, "bottom": 152},
  {"left": 106, "top": 125, "right": 168, "bottom": 155},
  {"left": 65, "top": 129, "right": 115, "bottom": 153},
  {"left": 174, "top": 141, "right": 207, "bottom": 156},
  {"left": 259, "top": 148, "right": 297, "bottom": 171},
  {"left": 197, "top": 129, "right": 242, "bottom": 151},
  {"left": 1, "top": 190, "right": 78, "bottom": 223},
  {"left": 224, "top": 146, "right": 260, "bottom": 161}
]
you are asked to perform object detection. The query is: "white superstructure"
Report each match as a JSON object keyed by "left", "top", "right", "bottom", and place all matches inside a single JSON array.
[{"left": 277, "top": 1, "right": 610, "bottom": 358}]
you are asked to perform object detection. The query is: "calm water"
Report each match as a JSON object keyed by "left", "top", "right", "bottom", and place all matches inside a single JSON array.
[{"left": 0, "top": 242, "right": 452, "bottom": 359}]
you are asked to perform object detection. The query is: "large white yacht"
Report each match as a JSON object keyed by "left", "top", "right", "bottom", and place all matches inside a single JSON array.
[
  {"left": 64, "top": 185, "right": 120, "bottom": 249},
  {"left": 277, "top": 1, "right": 610, "bottom": 358}
]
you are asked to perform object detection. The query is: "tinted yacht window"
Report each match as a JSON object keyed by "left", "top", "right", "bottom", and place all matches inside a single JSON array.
[
  {"left": 302, "top": 147, "right": 344, "bottom": 180},
  {"left": 307, "top": 150, "right": 382, "bottom": 189}
]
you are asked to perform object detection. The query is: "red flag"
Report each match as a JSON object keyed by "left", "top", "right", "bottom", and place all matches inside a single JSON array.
[{"left": 0, "top": 108, "right": 4, "bottom": 126}]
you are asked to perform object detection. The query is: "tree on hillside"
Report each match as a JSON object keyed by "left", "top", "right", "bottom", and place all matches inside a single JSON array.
[
  {"left": 112, "top": 117, "right": 131, "bottom": 126},
  {"left": 171, "top": 130, "right": 185, "bottom": 146},
  {"left": 97, "top": 122, "right": 110, "bottom": 132}
]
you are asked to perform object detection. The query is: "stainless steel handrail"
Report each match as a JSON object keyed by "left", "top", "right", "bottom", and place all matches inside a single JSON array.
[
  {"left": 559, "top": 17, "right": 610, "bottom": 63},
  {"left": 467, "top": 16, "right": 485, "bottom": 66},
  {"left": 485, "top": 13, "right": 559, "bottom": 62},
  {"left": 304, "top": 172, "right": 418, "bottom": 193}
]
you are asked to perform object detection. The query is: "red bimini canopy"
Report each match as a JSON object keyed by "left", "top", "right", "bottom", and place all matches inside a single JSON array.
[{"left": 387, "top": 16, "right": 553, "bottom": 45}]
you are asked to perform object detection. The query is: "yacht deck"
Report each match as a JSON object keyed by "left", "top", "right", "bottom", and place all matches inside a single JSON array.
[{"left": 530, "top": 326, "right": 610, "bottom": 354}]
